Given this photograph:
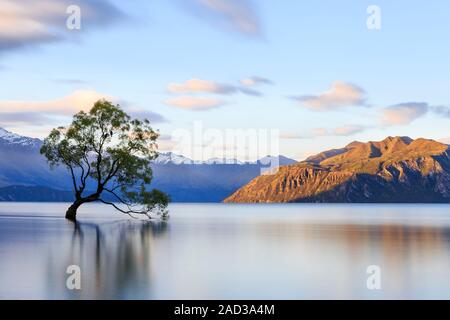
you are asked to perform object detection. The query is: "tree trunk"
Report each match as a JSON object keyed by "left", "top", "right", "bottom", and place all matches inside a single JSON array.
[{"left": 65, "top": 200, "right": 84, "bottom": 221}]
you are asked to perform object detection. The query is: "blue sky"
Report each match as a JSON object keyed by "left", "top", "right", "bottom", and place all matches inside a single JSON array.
[{"left": 1, "top": 0, "right": 449, "bottom": 161}]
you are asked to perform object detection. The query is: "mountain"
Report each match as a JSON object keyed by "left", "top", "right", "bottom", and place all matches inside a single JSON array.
[
  {"left": 0, "top": 128, "right": 297, "bottom": 202},
  {"left": 0, "top": 128, "right": 73, "bottom": 189},
  {"left": 149, "top": 154, "right": 296, "bottom": 202},
  {"left": 153, "top": 152, "right": 297, "bottom": 166},
  {"left": 225, "top": 136, "right": 450, "bottom": 203},
  {"left": 257, "top": 155, "right": 298, "bottom": 166},
  {"left": 0, "top": 128, "right": 41, "bottom": 148},
  {"left": 153, "top": 152, "right": 195, "bottom": 165}
]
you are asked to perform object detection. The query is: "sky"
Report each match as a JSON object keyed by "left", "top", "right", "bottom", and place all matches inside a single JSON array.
[{"left": 0, "top": 0, "right": 449, "bottom": 161}]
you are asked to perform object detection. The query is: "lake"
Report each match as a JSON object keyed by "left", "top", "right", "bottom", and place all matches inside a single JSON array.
[{"left": 1, "top": 202, "right": 450, "bottom": 299}]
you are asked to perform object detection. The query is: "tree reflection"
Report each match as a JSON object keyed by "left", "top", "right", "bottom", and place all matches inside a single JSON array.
[{"left": 49, "top": 219, "right": 169, "bottom": 299}]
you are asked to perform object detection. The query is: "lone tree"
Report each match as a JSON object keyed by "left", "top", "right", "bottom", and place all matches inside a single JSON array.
[{"left": 41, "top": 100, "right": 169, "bottom": 220}]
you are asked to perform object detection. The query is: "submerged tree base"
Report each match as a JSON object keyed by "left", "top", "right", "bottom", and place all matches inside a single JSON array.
[
  {"left": 65, "top": 210, "right": 77, "bottom": 221},
  {"left": 65, "top": 201, "right": 82, "bottom": 221}
]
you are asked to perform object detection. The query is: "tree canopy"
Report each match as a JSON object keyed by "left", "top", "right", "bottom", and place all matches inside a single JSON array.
[{"left": 40, "top": 99, "right": 169, "bottom": 220}]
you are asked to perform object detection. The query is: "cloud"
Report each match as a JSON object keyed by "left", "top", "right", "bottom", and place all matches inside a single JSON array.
[
  {"left": 181, "top": 0, "right": 262, "bottom": 37},
  {"left": 0, "top": 90, "right": 167, "bottom": 126},
  {"left": 0, "top": 90, "right": 109, "bottom": 127},
  {"left": 166, "top": 78, "right": 269, "bottom": 107},
  {"left": 432, "top": 106, "right": 450, "bottom": 118},
  {"left": 168, "top": 78, "right": 237, "bottom": 95},
  {"left": 0, "top": 112, "right": 52, "bottom": 127},
  {"left": 0, "top": 90, "right": 112, "bottom": 115},
  {"left": 129, "top": 110, "right": 168, "bottom": 124},
  {"left": 380, "top": 102, "right": 429, "bottom": 126},
  {"left": 438, "top": 137, "right": 450, "bottom": 145},
  {"left": 0, "top": 0, "right": 124, "bottom": 52},
  {"left": 238, "top": 76, "right": 272, "bottom": 96},
  {"left": 281, "top": 125, "right": 367, "bottom": 140},
  {"left": 240, "top": 76, "right": 272, "bottom": 87},
  {"left": 333, "top": 125, "right": 366, "bottom": 136},
  {"left": 379, "top": 102, "right": 449, "bottom": 126},
  {"left": 165, "top": 96, "right": 225, "bottom": 111},
  {"left": 168, "top": 78, "right": 266, "bottom": 97},
  {"left": 237, "top": 87, "right": 262, "bottom": 97},
  {"left": 291, "top": 81, "right": 367, "bottom": 111}
]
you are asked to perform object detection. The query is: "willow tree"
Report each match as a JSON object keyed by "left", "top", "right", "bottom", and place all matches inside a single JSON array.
[{"left": 40, "top": 100, "right": 169, "bottom": 220}]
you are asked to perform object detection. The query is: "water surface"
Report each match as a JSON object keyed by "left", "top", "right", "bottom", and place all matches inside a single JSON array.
[{"left": 1, "top": 203, "right": 450, "bottom": 299}]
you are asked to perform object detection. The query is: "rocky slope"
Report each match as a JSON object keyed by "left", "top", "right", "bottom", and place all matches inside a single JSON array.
[{"left": 224, "top": 137, "right": 450, "bottom": 203}]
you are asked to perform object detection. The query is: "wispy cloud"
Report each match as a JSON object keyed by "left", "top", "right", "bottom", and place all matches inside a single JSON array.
[
  {"left": 168, "top": 78, "right": 237, "bottom": 95},
  {"left": 128, "top": 111, "right": 168, "bottom": 124},
  {"left": 0, "top": 0, "right": 124, "bottom": 52},
  {"left": 333, "top": 125, "right": 366, "bottom": 136},
  {"left": 165, "top": 77, "right": 271, "bottom": 111},
  {"left": 240, "top": 76, "right": 272, "bottom": 87},
  {"left": 0, "top": 90, "right": 109, "bottom": 128},
  {"left": 291, "top": 81, "right": 367, "bottom": 111},
  {"left": 165, "top": 96, "right": 225, "bottom": 111},
  {"left": 0, "top": 90, "right": 167, "bottom": 127},
  {"left": 167, "top": 78, "right": 268, "bottom": 96},
  {"left": 180, "top": 0, "right": 262, "bottom": 37},
  {"left": 0, "top": 90, "right": 112, "bottom": 115},
  {"left": 0, "top": 112, "right": 52, "bottom": 126},
  {"left": 380, "top": 102, "right": 429, "bottom": 126},
  {"left": 432, "top": 105, "right": 450, "bottom": 118}
]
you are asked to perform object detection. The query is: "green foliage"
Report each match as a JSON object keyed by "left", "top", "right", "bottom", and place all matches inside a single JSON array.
[{"left": 40, "top": 99, "right": 170, "bottom": 218}]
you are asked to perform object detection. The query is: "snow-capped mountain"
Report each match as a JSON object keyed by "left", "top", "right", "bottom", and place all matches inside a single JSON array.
[
  {"left": 0, "top": 127, "right": 41, "bottom": 149},
  {"left": 155, "top": 152, "right": 253, "bottom": 165},
  {"left": 154, "top": 152, "right": 194, "bottom": 165},
  {"left": 0, "top": 128, "right": 70, "bottom": 189}
]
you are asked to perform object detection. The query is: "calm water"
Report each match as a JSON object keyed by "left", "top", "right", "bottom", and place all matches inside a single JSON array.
[{"left": 1, "top": 203, "right": 450, "bottom": 299}]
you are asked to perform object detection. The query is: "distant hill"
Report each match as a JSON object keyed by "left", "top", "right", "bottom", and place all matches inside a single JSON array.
[
  {"left": 225, "top": 136, "right": 450, "bottom": 203},
  {"left": 0, "top": 128, "right": 297, "bottom": 202},
  {"left": 0, "top": 185, "right": 74, "bottom": 202},
  {"left": 151, "top": 152, "right": 297, "bottom": 202}
]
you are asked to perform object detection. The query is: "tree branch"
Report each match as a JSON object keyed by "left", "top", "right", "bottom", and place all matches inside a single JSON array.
[
  {"left": 101, "top": 158, "right": 121, "bottom": 187},
  {"left": 57, "top": 148, "right": 79, "bottom": 196},
  {"left": 103, "top": 187, "right": 130, "bottom": 206},
  {"left": 80, "top": 153, "right": 91, "bottom": 193},
  {"left": 98, "top": 199, "right": 142, "bottom": 219}
]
